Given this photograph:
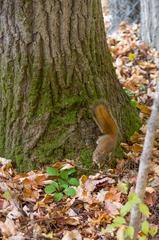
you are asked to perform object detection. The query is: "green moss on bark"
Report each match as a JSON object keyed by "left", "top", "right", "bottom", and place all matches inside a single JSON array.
[
  {"left": 0, "top": 57, "right": 141, "bottom": 173},
  {"left": 124, "top": 109, "right": 141, "bottom": 140},
  {"left": 80, "top": 147, "right": 93, "bottom": 168}
]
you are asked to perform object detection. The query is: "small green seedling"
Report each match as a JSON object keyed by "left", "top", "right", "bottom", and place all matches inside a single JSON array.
[
  {"left": 124, "top": 88, "right": 135, "bottom": 97},
  {"left": 105, "top": 192, "right": 158, "bottom": 239},
  {"left": 130, "top": 99, "right": 137, "bottom": 108},
  {"left": 44, "top": 167, "right": 79, "bottom": 202}
]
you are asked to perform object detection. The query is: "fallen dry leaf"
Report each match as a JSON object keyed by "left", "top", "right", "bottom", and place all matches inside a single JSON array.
[{"left": 62, "top": 229, "right": 82, "bottom": 240}]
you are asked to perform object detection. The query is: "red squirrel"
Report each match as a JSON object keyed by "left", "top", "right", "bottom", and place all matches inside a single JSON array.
[{"left": 92, "top": 101, "right": 118, "bottom": 167}]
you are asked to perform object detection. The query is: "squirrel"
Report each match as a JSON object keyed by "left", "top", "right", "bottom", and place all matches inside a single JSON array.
[{"left": 92, "top": 101, "right": 118, "bottom": 167}]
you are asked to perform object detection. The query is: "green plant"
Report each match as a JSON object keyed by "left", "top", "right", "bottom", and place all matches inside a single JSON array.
[
  {"left": 130, "top": 99, "right": 137, "bottom": 108},
  {"left": 105, "top": 192, "right": 158, "bottom": 240},
  {"left": 124, "top": 88, "right": 135, "bottom": 97},
  {"left": 44, "top": 167, "right": 79, "bottom": 202}
]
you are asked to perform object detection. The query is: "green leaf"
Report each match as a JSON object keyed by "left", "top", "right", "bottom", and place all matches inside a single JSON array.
[
  {"left": 3, "top": 190, "right": 12, "bottom": 201},
  {"left": 44, "top": 184, "right": 56, "bottom": 194},
  {"left": 60, "top": 168, "right": 76, "bottom": 180},
  {"left": 139, "top": 203, "right": 150, "bottom": 217},
  {"left": 50, "top": 181, "right": 59, "bottom": 190},
  {"left": 68, "top": 178, "right": 79, "bottom": 186},
  {"left": 120, "top": 202, "right": 132, "bottom": 216},
  {"left": 47, "top": 167, "right": 59, "bottom": 176},
  {"left": 120, "top": 193, "right": 141, "bottom": 216},
  {"left": 131, "top": 99, "right": 137, "bottom": 108},
  {"left": 128, "top": 192, "right": 141, "bottom": 204},
  {"left": 124, "top": 88, "right": 135, "bottom": 97},
  {"left": 64, "top": 187, "right": 76, "bottom": 197},
  {"left": 149, "top": 225, "right": 158, "bottom": 237},
  {"left": 58, "top": 178, "right": 68, "bottom": 189},
  {"left": 113, "top": 217, "right": 126, "bottom": 225},
  {"left": 54, "top": 192, "right": 63, "bottom": 202},
  {"left": 124, "top": 226, "right": 134, "bottom": 240},
  {"left": 60, "top": 170, "right": 69, "bottom": 180},
  {"left": 117, "top": 180, "right": 129, "bottom": 194},
  {"left": 66, "top": 168, "right": 76, "bottom": 175},
  {"left": 141, "top": 220, "right": 149, "bottom": 235},
  {"left": 128, "top": 52, "right": 135, "bottom": 61}
]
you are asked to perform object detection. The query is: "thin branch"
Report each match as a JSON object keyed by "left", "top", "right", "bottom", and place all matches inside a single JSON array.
[{"left": 129, "top": 80, "right": 159, "bottom": 239}]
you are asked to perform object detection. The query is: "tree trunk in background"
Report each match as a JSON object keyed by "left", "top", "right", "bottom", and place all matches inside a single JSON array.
[
  {"left": 109, "top": 0, "right": 140, "bottom": 32},
  {"left": 101, "top": 0, "right": 108, "bottom": 15},
  {"left": 0, "top": 0, "right": 140, "bottom": 171},
  {"left": 141, "top": 0, "right": 159, "bottom": 50}
]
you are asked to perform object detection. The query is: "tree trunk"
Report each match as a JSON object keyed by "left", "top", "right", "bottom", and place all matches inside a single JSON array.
[
  {"left": 109, "top": 0, "right": 140, "bottom": 32},
  {"left": 0, "top": 0, "right": 140, "bottom": 171},
  {"left": 141, "top": 0, "right": 159, "bottom": 50}
]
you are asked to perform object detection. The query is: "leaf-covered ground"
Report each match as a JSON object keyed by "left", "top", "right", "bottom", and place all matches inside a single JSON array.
[{"left": 1, "top": 18, "right": 159, "bottom": 240}]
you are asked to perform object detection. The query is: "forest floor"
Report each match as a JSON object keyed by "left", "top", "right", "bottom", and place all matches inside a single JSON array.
[{"left": 0, "top": 23, "right": 159, "bottom": 240}]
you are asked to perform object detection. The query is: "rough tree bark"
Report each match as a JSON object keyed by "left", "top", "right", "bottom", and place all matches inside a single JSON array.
[
  {"left": 0, "top": 0, "right": 140, "bottom": 171},
  {"left": 141, "top": 0, "right": 159, "bottom": 50},
  {"left": 108, "top": 0, "right": 140, "bottom": 32}
]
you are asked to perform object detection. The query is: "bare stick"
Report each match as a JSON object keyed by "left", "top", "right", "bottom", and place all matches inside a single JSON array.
[{"left": 129, "top": 81, "right": 159, "bottom": 239}]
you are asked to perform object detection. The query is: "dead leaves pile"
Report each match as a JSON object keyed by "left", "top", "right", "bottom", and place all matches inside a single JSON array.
[
  {"left": 108, "top": 22, "right": 159, "bottom": 121},
  {"left": 108, "top": 22, "right": 159, "bottom": 237},
  {"left": 108, "top": 23, "right": 159, "bottom": 96},
  {"left": 107, "top": 23, "right": 159, "bottom": 182},
  {"left": 0, "top": 158, "right": 130, "bottom": 239},
  {"left": 0, "top": 156, "right": 158, "bottom": 239}
]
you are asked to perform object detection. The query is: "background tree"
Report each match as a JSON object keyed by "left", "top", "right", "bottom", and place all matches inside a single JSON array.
[
  {"left": 141, "top": 0, "right": 159, "bottom": 50},
  {"left": 0, "top": 0, "right": 140, "bottom": 171}
]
